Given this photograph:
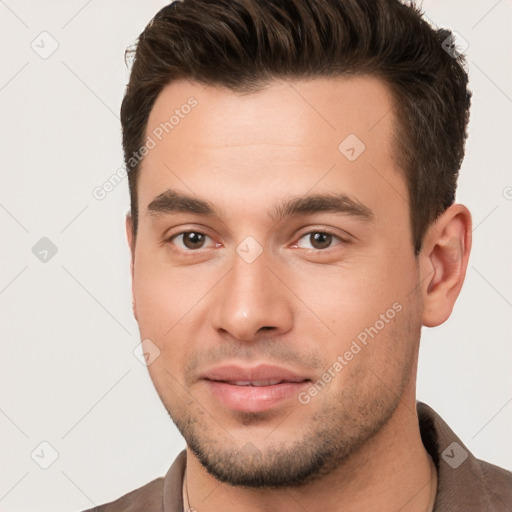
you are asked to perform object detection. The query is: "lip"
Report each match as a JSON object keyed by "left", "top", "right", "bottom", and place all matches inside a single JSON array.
[{"left": 200, "top": 364, "right": 311, "bottom": 413}]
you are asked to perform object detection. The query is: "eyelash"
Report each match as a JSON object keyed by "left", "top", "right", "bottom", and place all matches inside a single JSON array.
[
  {"left": 166, "top": 229, "right": 348, "bottom": 253},
  {"left": 168, "top": 231, "right": 219, "bottom": 252},
  {"left": 293, "top": 230, "right": 346, "bottom": 251}
]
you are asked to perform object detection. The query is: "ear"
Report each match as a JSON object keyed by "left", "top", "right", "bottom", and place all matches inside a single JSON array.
[
  {"left": 125, "top": 213, "right": 138, "bottom": 321},
  {"left": 419, "top": 204, "right": 472, "bottom": 327}
]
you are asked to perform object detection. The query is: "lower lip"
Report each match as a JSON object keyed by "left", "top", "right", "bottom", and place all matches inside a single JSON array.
[{"left": 204, "top": 380, "right": 310, "bottom": 413}]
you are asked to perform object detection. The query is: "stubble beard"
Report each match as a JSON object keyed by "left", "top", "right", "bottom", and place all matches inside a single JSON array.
[
  {"left": 158, "top": 297, "right": 420, "bottom": 489},
  {"left": 165, "top": 344, "right": 416, "bottom": 488}
]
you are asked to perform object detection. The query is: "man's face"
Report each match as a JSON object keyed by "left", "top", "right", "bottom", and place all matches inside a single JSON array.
[{"left": 128, "top": 77, "right": 423, "bottom": 487}]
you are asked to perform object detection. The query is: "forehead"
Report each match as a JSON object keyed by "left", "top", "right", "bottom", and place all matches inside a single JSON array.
[
  {"left": 138, "top": 76, "right": 406, "bottom": 222},
  {"left": 145, "top": 75, "right": 396, "bottom": 153}
]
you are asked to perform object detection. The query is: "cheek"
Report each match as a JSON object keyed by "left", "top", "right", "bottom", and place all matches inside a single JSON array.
[
  {"left": 132, "top": 249, "right": 208, "bottom": 337},
  {"left": 292, "top": 257, "right": 419, "bottom": 376},
  {"left": 132, "top": 250, "right": 216, "bottom": 386},
  {"left": 287, "top": 262, "right": 403, "bottom": 341},
  {"left": 327, "top": 298, "right": 420, "bottom": 403},
  {"left": 133, "top": 273, "right": 174, "bottom": 339}
]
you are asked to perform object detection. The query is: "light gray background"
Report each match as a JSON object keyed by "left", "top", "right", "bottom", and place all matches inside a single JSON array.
[{"left": 0, "top": 1, "right": 510, "bottom": 511}]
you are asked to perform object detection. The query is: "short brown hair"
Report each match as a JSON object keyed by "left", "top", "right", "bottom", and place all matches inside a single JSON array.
[{"left": 121, "top": 0, "right": 471, "bottom": 253}]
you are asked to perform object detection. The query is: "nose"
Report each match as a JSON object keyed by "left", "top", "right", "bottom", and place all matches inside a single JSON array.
[{"left": 211, "top": 250, "right": 294, "bottom": 343}]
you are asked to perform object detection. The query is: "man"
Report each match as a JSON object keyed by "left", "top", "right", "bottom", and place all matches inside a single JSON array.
[{"left": 87, "top": 0, "right": 512, "bottom": 510}]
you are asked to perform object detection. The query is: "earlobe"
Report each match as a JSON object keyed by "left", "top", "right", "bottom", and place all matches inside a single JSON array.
[
  {"left": 420, "top": 204, "right": 472, "bottom": 327},
  {"left": 125, "top": 213, "right": 138, "bottom": 321},
  {"left": 125, "top": 213, "right": 135, "bottom": 261}
]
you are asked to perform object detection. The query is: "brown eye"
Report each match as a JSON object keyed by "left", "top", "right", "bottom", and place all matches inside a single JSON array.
[
  {"left": 182, "top": 232, "right": 206, "bottom": 249},
  {"left": 169, "top": 231, "right": 213, "bottom": 251},
  {"left": 295, "top": 231, "right": 342, "bottom": 251},
  {"left": 309, "top": 232, "right": 333, "bottom": 249}
]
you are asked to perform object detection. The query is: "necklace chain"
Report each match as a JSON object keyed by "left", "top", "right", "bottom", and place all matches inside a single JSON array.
[
  {"left": 183, "top": 472, "right": 196, "bottom": 512},
  {"left": 426, "top": 454, "right": 438, "bottom": 512}
]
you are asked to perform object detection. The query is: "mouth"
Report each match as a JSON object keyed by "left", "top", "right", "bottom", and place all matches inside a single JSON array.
[
  {"left": 216, "top": 379, "right": 303, "bottom": 386},
  {"left": 200, "top": 364, "right": 311, "bottom": 413}
]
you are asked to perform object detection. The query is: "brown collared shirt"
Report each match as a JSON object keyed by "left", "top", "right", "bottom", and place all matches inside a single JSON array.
[{"left": 84, "top": 402, "right": 512, "bottom": 511}]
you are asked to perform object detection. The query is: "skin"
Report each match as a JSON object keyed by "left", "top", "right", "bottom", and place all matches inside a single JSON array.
[{"left": 126, "top": 77, "right": 472, "bottom": 511}]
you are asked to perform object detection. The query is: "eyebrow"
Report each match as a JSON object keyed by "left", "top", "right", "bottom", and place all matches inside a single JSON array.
[
  {"left": 147, "top": 189, "right": 216, "bottom": 217},
  {"left": 268, "top": 193, "right": 374, "bottom": 223},
  {"left": 146, "top": 189, "right": 374, "bottom": 223}
]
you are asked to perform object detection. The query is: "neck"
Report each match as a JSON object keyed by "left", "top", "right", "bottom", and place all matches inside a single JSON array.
[{"left": 184, "top": 395, "right": 435, "bottom": 512}]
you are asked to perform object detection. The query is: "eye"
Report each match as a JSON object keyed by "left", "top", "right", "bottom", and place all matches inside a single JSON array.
[
  {"left": 295, "top": 231, "right": 343, "bottom": 250},
  {"left": 170, "top": 231, "right": 215, "bottom": 250}
]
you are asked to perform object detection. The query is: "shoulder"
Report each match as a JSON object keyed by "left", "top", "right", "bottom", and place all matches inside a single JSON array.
[
  {"left": 477, "top": 459, "right": 512, "bottom": 510},
  {"left": 79, "top": 450, "right": 187, "bottom": 512},
  {"left": 81, "top": 477, "right": 164, "bottom": 512},
  {"left": 417, "top": 401, "right": 512, "bottom": 511}
]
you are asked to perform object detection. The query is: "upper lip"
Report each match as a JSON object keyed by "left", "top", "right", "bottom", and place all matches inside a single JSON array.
[{"left": 199, "top": 364, "right": 311, "bottom": 384}]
